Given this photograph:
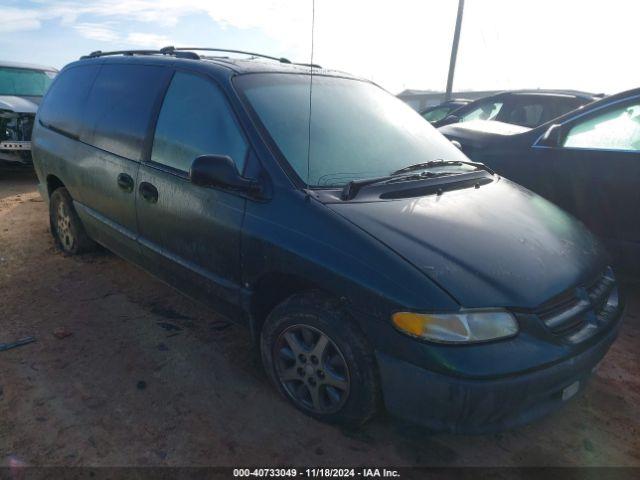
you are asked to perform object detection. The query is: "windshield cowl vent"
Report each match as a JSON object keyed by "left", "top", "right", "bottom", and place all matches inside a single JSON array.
[{"left": 379, "top": 176, "right": 493, "bottom": 200}]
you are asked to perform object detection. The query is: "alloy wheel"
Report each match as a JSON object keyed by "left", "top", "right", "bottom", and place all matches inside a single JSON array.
[
  {"left": 55, "top": 202, "right": 75, "bottom": 251},
  {"left": 274, "top": 324, "right": 350, "bottom": 414}
]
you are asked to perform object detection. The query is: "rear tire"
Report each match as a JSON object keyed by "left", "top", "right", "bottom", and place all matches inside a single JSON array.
[
  {"left": 49, "top": 187, "right": 96, "bottom": 255},
  {"left": 261, "top": 291, "right": 380, "bottom": 426}
]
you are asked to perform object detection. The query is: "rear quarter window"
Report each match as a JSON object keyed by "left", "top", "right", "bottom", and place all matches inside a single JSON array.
[
  {"left": 82, "top": 64, "right": 171, "bottom": 161},
  {"left": 38, "top": 65, "right": 100, "bottom": 138}
]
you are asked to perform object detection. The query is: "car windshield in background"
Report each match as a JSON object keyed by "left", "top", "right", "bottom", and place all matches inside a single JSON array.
[
  {"left": 461, "top": 101, "right": 504, "bottom": 123},
  {"left": 422, "top": 106, "right": 452, "bottom": 123},
  {"left": 236, "top": 73, "right": 469, "bottom": 187},
  {"left": 0, "top": 67, "right": 56, "bottom": 96},
  {"left": 458, "top": 94, "right": 590, "bottom": 128}
]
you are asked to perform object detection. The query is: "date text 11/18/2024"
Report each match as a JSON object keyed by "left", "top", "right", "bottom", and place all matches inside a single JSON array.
[{"left": 233, "top": 468, "right": 401, "bottom": 478}]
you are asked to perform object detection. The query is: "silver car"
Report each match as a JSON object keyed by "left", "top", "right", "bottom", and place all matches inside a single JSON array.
[{"left": 1, "top": 60, "right": 57, "bottom": 165}]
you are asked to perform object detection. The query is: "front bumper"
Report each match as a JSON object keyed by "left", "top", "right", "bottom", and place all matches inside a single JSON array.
[
  {"left": 0, "top": 140, "right": 31, "bottom": 151},
  {"left": 377, "top": 310, "right": 622, "bottom": 434},
  {"left": 0, "top": 141, "right": 32, "bottom": 164}
]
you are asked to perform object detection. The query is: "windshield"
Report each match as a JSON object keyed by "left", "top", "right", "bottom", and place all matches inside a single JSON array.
[
  {"left": 236, "top": 74, "right": 469, "bottom": 187},
  {"left": 461, "top": 101, "right": 504, "bottom": 123},
  {"left": 422, "top": 106, "right": 452, "bottom": 123},
  {"left": 0, "top": 67, "right": 56, "bottom": 96}
]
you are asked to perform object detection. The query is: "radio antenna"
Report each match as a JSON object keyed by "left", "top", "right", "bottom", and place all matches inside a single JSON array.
[{"left": 306, "top": 0, "right": 316, "bottom": 191}]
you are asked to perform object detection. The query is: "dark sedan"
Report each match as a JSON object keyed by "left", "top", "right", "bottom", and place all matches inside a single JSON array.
[
  {"left": 439, "top": 88, "right": 640, "bottom": 271},
  {"left": 433, "top": 90, "right": 601, "bottom": 128}
]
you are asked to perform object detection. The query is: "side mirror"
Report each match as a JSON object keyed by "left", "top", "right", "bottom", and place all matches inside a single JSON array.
[
  {"left": 539, "top": 124, "right": 563, "bottom": 147},
  {"left": 190, "top": 154, "right": 260, "bottom": 193},
  {"left": 450, "top": 140, "right": 463, "bottom": 150}
]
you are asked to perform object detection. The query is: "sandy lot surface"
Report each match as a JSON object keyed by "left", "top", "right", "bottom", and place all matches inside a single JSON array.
[{"left": 1, "top": 168, "right": 639, "bottom": 467}]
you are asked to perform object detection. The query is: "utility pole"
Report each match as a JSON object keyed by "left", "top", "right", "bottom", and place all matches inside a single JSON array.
[{"left": 445, "top": 0, "right": 465, "bottom": 100}]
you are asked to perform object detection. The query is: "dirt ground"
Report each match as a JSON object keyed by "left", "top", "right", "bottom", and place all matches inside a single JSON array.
[{"left": 0, "top": 168, "right": 639, "bottom": 468}]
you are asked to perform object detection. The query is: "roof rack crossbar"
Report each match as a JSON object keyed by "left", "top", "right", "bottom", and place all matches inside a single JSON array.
[
  {"left": 81, "top": 49, "right": 163, "bottom": 59},
  {"left": 294, "top": 62, "right": 322, "bottom": 69},
  {"left": 171, "top": 47, "right": 292, "bottom": 64}
]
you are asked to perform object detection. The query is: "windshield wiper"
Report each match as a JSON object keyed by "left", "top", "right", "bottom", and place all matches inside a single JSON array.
[
  {"left": 340, "top": 160, "right": 494, "bottom": 201},
  {"left": 391, "top": 159, "right": 494, "bottom": 176},
  {"left": 341, "top": 175, "right": 394, "bottom": 201},
  {"left": 341, "top": 171, "right": 442, "bottom": 200}
]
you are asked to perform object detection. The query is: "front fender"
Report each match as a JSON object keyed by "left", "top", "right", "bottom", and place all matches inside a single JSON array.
[{"left": 241, "top": 188, "right": 459, "bottom": 333}]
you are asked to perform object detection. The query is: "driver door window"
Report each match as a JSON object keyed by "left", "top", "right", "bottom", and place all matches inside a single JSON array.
[
  {"left": 563, "top": 102, "right": 640, "bottom": 151},
  {"left": 152, "top": 72, "right": 248, "bottom": 172}
]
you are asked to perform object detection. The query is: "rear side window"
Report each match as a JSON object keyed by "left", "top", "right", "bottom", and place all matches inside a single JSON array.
[
  {"left": 82, "top": 64, "right": 171, "bottom": 161},
  {"left": 38, "top": 65, "right": 100, "bottom": 138},
  {"left": 540, "top": 97, "right": 589, "bottom": 124},
  {"left": 151, "top": 72, "right": 248, "bottom": 173},
  {"left": 506, "top": 96, "right": 588, "bottom": 128}
]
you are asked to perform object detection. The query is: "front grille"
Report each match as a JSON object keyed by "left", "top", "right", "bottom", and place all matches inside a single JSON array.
[{"left": 535, "top": 267, "right": 619, "bottom": 342}]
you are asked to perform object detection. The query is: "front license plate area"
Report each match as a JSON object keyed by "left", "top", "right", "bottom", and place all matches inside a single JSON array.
[{"left": 562, "top": 381, "right": 580, "bottom": 401}]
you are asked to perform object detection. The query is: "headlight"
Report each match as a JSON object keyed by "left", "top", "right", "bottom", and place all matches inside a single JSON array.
[{"left": 392, "top": 309, "right": 518, "bottom": 344}]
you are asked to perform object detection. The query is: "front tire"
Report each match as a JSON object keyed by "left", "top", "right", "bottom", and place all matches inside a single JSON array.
[
  {"left": 49, "top": 187, "right": 96, "bottom": 255},
  {"left": 261, "top": 291, "right": 380, "bottom": 426}
]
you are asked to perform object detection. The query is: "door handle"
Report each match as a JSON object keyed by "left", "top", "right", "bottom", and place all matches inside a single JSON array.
[
  {"left": 139, "top": 181, "right": 159, "bottom": 203},
  {"left": 117, "top": 173, "right": 134, "bottom": 193}
]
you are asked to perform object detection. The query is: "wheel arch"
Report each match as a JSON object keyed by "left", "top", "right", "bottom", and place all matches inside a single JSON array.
[
  {"left": 247, "top": 272, "right": 330, "bottom": 341},
  {"left": 46, "top": 174, "right": 66, "bottom": 197}
]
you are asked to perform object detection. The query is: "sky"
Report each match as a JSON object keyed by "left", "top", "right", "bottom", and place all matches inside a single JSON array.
[{"left": 1, "top": 0, "right": 638, "bottom": 95}]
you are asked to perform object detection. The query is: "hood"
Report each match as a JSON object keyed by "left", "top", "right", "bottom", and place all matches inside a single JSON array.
[
  {"left": 328, "top": 178, "right": 607, "bottom": 309},
  {"left": 0, "top": 95, "right": 41, "bottom": 114}
]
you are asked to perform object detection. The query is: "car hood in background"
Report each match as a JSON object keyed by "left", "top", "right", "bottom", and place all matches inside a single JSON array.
[
  {"left": 329, "top": 178, "right": 606, "bottom": 309},
  {"left": 444, "top": 120, "right": 530, "bottom": 135},
  {"left": 0, "top": 95, "right": 41, "bottom": 114},
  {"left": 439, "top": 120, "right": 530, "bottom": 145}
]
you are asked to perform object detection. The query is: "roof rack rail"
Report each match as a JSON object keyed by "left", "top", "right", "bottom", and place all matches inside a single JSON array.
[
  {"left": 295, "top": 62, "right": 323, "bottom": 69},
  {"left": 80, "top": 48, "right": 199, "bottom": 60},
  {"left": 178, "top": 47, "right": 321, "bottom": 68},
  {"left": 79, "top": 46, "right": 320, "bottom": 67},
  {"left": 169, "top": 47, "right": 292, "bottom": 64}
]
